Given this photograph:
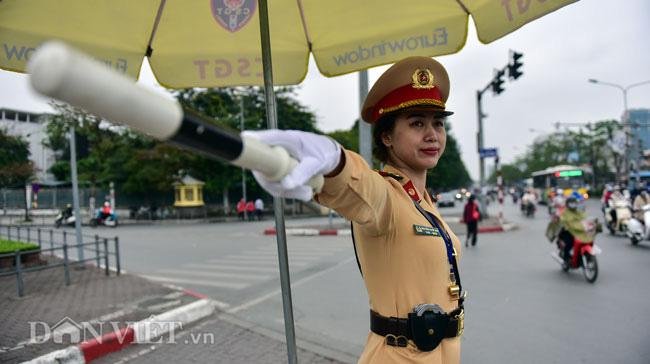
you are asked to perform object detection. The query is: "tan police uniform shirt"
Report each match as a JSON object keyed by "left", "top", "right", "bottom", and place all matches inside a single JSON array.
[{"left": 315, "top": 150, "right": 463, "bottom": 364}]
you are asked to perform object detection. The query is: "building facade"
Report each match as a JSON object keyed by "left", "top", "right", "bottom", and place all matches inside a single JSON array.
[{"left": 0, "top": 107, "right": 56, "bottom": 183}]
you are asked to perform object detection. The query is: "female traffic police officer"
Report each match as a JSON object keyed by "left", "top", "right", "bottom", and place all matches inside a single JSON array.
[{"left": 245, "top": 56, "right": 465, "bottom": 363}]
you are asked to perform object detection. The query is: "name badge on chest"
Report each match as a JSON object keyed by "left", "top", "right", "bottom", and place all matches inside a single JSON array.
[{"left": 413, "top": 224, "right": 441, "bottom": 236}]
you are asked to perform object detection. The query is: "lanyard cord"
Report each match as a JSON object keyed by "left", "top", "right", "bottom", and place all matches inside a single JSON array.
[{"left": 412, "top": 200, "right": 464, "bottom": 308}]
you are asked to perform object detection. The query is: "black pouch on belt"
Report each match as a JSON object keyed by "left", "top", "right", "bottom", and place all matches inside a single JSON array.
[{"left": 407, "top": 304, "right": 449, "bottom": 352}]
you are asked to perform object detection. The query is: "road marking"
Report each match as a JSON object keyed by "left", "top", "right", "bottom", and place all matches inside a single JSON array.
[
  {"left": 141, "top": 275, "right": 248, "bottom": 289},
  {"left": 241, "top": 250, "right": 335, "bottom": 256},
  {"left": 186, "top": 263, "right": 279, "bottom": 273},
  {"left": 157, "top": 268, "right": 268, "bottom": 280},
  {"left": 208, "top": 258, "right": 308, "bottom": 267},
  {"left": 226, "top": 255, "right": 316, "bottom": 263},
  {"left": 258, "top": 246, "right": 349, "bottom": 252},
  {"left": 206, "top": 258, "right": 280, "bottom": 266},
  {"left": 226, "top": 256, "right": 355, "bottom": 314}
]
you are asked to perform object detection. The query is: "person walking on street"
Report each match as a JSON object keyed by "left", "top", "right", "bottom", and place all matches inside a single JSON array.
[
  {"left": 254, "top": 198, "right": 264, "bottom": 220},
  {"left": 236, "top": 198, "right": 246, "bottom": 220},
  {"left": 463, "top": 195, "right": 480, "bottom": 247},
  {"left": 245, "top": 56, "right": 465, "bottom": 363},
  {"left": 246, "top": 200, "right": 255, "bottom": 221}
]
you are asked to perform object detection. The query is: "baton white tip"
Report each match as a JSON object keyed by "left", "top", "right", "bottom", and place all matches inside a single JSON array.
[{"left": 27, "top": 41, "right": 71, "bottom": 98}]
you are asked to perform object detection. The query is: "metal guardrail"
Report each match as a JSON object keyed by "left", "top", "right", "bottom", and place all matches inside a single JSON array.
[{"left": 0, "top": 225, "right": 120, "bottom": 297}]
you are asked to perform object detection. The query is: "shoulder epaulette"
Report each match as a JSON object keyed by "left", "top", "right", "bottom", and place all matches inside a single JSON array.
[{"left": 375, "top": 170, "right": 403, "bottom": 181}]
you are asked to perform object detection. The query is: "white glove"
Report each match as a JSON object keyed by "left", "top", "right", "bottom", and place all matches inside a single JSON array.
[{"left": 242, "top": 129, "right": 341, "bottom": 201}]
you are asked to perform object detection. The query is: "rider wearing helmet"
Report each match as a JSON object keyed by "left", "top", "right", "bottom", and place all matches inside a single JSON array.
[
  {"left": 101, "top": 201, "right": 112, "bottom": 219},
  {"left": 62, "top": 203, "right": 73, "bottom": 219},
  {"left": 558, "top": 196, "right": 589, "bottom": 266},
  {"left": 608, "top": 185, "right": 627, "bottom": 226},
  {"left": 633, "top": 188, "right": 650, "bottom": 222}
]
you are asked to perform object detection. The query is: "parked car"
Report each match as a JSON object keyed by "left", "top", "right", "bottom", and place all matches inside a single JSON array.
[{"left": 436, "top": 192, "right": 456, "bottom": 207}]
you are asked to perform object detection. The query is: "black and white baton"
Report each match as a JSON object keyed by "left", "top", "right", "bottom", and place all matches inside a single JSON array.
[{"left": 27, "top": 41, "right": 324, "bottom": 192}]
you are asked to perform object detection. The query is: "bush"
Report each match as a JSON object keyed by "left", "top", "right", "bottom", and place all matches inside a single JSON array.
[{"left": 0, "top": 240, "right": 39, "bottom": 254}]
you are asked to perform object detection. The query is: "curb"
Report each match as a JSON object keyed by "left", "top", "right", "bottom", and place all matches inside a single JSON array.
[
  {"left": 22, "top": 299, "right": 215, "bottom": 364},
  {"left": 264, "top": 223, "right": 518, "bottom": 236},
  {"left": 478, "top": 225, "right": 503, "bottom": 233},
  {"left": 264, "top": 227, "right": 351, "bottom": 236}
]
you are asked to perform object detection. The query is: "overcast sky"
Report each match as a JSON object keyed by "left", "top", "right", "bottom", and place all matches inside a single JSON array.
[{"left": 1, "top": 0, "right": 649, "bottom": 181}]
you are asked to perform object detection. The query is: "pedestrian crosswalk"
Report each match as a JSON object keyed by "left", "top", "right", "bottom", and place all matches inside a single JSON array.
[{"left": 141, "top": 241, "right": 351, "bottom": 291}]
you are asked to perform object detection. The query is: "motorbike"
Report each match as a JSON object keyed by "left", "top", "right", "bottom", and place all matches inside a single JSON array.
[
  {"left": 549, "top": 218, "right": 602, "bottom": 283},
  {"left": 626, "top": 204, "right": 650, "bottom": 245},
  {"left": 521, "top": 200, "right": 536, "bottom": 218},
  {"left": 90, "top": 209, "right": 118, "bottom": 227},
  {"left": 604, "top": 200, "right": 631, "bottom": 235},
  {"left": 54, "top": 210, "right": 75, "bottom": 228}
]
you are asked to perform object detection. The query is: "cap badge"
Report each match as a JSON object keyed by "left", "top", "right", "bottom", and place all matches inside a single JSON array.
[{"left": 412, "top": 69, "right": 435, "bottom": 89}]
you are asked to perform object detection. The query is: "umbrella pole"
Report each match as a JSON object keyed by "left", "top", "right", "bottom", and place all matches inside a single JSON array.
[{"left": 257, "top": 1, "right": 298, "bottom": 363}]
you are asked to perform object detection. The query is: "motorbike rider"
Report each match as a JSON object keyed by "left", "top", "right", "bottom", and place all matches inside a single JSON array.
[
  {"left": 558, "top": 196, "right": 589, "bottom": 266},
  {"left": 632, "top": 188, "right": 650, "bottom": 222},
  {"left": 550, "top": 188, "right": 565, "bottom": 217},
  {"left": 62, "top": 203, "right": 73, "bottom": 219},
  {"left": 608, "top": 185, "right": 628, "bottom": 227},
  {"left": 100, "top": 201, "right": 113, "bottom": 220},
  {"left": 601, "top": 184, "right": 612, "bottom": 214},
  {"left": 521, "top": 188, "right": 536, "bottom": 214}
]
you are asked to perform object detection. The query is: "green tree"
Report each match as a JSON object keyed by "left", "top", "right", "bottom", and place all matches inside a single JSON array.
[
  {"left": 44, "top": 103, "right": 147, "bottom": 185},
  {"left": 0, "top": 129, "right": 34, "bottom": 188},
  {"left": 327, "top": 119, "right": 360, "bottom": 152},
  {"left": 487, "top": 164, "right": 526, "bottom": 185},
  {"left": 427, "top": 124, "right": 472, "bottom": 191},
  {"left": 488, "top": 119, "right": 621, "bottom": 188},
  {"left": 0, "top": 129, "right": 35, "bottom": 220},
  {"left": 173, "top": 86, "right": 322, "bottom": 208},
  {"left": 43, "top": 88, "right": 331, "bottom": 209}
]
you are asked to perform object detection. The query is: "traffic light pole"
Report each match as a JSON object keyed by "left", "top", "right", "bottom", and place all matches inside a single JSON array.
[
  {"left": 476, "top": 50, "right": 524, "bottom": 187},
  {"left": 476, "top": 87, "right": 488, "bottom": 186},
  {"left": 477, "top": 66, "right": 506, "bottom": 186}
]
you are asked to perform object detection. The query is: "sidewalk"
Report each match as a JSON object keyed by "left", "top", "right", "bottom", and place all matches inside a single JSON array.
[{"left": 0, "top": 258, "right": 347, "bottom": 364}]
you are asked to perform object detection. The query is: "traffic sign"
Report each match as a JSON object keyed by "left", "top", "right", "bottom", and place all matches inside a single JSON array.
[{"left": 479, "top": 148, "right": 498, "bottom": 158}]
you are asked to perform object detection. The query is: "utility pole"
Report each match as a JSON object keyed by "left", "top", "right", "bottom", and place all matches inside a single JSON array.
[
  {"left": 69, "top": 125, "right": 84, "bottom": 261},
  {"left": 359, "top": 70, "right": 371, "bottom": 165}
]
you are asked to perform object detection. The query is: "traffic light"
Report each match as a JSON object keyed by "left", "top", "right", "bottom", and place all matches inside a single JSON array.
[
  {"left": 508, "top": 51, "right": 523, "bottom": 80},
  {"left": 491, "top": 69, "right": 505, "bottom": 95}
]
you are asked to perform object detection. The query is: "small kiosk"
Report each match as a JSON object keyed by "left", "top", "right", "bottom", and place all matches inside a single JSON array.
[{"left": 173, "top": 175, "right": 206, "bottom": 217}]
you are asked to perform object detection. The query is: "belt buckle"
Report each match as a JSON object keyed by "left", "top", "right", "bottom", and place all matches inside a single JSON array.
[
  {"left": 385, "top": 334, "right": 408, "bottom": 347},
  {"left": 455, "top": 310, "right": 465, "bottom": 337}
]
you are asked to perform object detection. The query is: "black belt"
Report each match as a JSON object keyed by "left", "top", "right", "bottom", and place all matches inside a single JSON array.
[{"left": 370, "top": 308, "right": 464, "bottom": 349}]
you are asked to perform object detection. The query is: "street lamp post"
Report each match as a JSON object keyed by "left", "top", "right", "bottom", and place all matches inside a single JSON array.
[
  {"left": 239, "top": 92, "right": 248, "bottom": 220},
  {"left": 588, "top": 79, "right": 650, "bottom": 183}
]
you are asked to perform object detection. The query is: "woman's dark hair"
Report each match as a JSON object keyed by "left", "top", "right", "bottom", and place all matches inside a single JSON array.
[{"left": 372, "top": 113, "right": 397, "bottom": 163}]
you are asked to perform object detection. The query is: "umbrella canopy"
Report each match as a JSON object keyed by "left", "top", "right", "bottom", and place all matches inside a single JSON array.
[
  {"left": 1, "top": 0, "right": 577, "bottom": 87},
  {"left": 0, "top": 2, "right": 578, "bottom": 363}
]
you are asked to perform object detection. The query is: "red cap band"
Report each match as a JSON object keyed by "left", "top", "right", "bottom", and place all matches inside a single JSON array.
[{"left": 371, "top": 84, "right": 445, "bottom": 123}]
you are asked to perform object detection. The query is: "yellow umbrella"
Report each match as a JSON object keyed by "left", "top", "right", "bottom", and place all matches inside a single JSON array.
[
  {"left": 1, "top": 0, "right": 577, "bottom": 87},
  {"left": 0, "top": 1, "right": 578, "bottom": 362}
]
